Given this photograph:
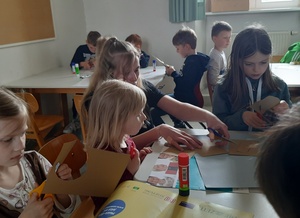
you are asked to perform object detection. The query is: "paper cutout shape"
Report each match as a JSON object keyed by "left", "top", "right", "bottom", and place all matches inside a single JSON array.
[
  {"left": 250, "top": 96, "right": 280, "bottom": 113},
  {"left": 195, "top": 145, "right": 228, "bottom": 157},
  {"left": 164, "top": 135, "right": 228, "bottom": 157},
  {"left": 43, "top": 140, "right": 130, "bottom": 197},
  {"left": 228, "top": 140, "right": 259, "bottom": 156}
]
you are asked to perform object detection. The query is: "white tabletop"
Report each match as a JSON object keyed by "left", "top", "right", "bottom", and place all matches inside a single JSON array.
[
  {"left": 4, "top": 66, "right": 166, "bottom": 90},
  {"left": 135, "top": 129, "right": 278, "bottom": 218},
  {"left": 270, "top": 63, "right": 300, "bottom": 88}
]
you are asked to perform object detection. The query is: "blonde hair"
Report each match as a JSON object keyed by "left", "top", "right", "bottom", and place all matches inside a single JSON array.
[
  {"left": 86, "top": 80, "right": 146, "bottom": 152},
  {"left": 82, "top": 36, "right": 143, "bottom": 120}
]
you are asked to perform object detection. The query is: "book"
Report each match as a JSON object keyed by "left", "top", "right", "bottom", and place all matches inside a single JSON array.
[{"left": 96, "top": 180, "right": 254, "bottom": 218}]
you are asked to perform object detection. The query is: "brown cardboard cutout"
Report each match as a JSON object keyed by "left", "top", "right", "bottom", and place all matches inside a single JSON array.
[
  {"left": 228, "top": 140, "right": 259, "bottom": 156},
  {"left": 43, "top": 140, "right": 130, "bottom": 197},
  {"left": 250, "top": 96, "right": 280, "bottom": 113}
]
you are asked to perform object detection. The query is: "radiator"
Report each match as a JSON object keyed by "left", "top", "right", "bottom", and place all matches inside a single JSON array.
[{"left": 229, "top": 31, "right": 291, "bottom": 56}]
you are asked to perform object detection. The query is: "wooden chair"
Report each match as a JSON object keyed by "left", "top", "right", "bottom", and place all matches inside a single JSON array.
[
  {"left": 73, "top": 94, "right": 86, "bottom": 143},
  {"left": 38, "top": 133, "right": 87, "bottom": 179},
  {"left": 16, "top": 92, "right": 64, "bottom": 148}
]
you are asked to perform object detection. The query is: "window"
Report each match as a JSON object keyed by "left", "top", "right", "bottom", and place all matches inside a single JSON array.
[{"left": 251, "top": 0, "right": 299, "bottom": 9}]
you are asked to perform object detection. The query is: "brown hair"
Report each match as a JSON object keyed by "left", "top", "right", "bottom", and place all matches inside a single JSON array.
[
  {"left": 256, "top": 102, "right": 300, "bottom": 218},
  {"left": 172, "top": 26, "right": 197, "bottom": 49},
  {"left": 87, "top": 31, "right": 101, "bottom": 46},
  {"left": 125, "top": 34, "right": 142, "bottom": 47}
]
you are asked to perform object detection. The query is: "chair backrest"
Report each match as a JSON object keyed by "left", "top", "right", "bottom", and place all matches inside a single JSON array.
[
  {"left": 16, "top": 92, "right": 46, "bottom": 146},
  {"left": 16, "top": 92, "right": 64, "bottom": 148},
  {"left": 38, "top": 133, "right": 87, "bottom": 179},
  {"left": 73, "top": 94, "right": 86, "bottom": 142},
  {"left": 16, "top": 92, "right": 39, "bottom": 113}
]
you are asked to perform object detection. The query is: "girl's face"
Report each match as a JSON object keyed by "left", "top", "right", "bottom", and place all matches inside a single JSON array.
[
  {"left": 241, "top": 51, "right": 270, "bottom": 80},
  {"left": 0, "top": 116, "right": 27, "bottom": 168},
  {"left": 123, "top": 109, "right": 146, "bottom": 136},
  {"left": 123, "top": 57, "right": 140, "bottom": 85},
  {"left": 212, "top": 30, "right": 231, "bottom": 51}
]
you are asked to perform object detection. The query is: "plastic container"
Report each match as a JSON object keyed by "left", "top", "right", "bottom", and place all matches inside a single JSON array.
[
  {"left": 75, "top": 63, "right": 80, "bottom": 77},
  {"left": 152, "top": 59, "right": 156, "bottom": 72},
  {"left": 178, "top": 153, "right": 189, "bottom": 196}
]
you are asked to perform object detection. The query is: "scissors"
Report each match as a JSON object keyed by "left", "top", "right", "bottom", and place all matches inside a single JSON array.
[
  {"left": 29, "top": 180, "right": 54, "bottom": 200},
  {"left": 207, "top": 127, "right": 236, "bottom": 144},
  {"left": 152, "top": 55, "right": 169, "bottom": 67}
]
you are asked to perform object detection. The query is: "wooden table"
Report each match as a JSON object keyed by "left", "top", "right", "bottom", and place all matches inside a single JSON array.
[{"left": 271, "top": 63, "right": 300, "bottom": 99}]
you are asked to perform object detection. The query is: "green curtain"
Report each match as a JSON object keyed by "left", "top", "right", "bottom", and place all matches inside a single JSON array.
[{"left": 169, "top": 0, "right": 206, "bottom": 23}]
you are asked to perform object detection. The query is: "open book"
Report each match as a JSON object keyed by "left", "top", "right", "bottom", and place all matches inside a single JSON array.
[{"left": 96, "top": 180, "right": 254, "bottom": 218}]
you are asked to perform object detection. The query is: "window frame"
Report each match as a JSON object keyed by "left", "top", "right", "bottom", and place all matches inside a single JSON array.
[{"left": 252, "top": 0, "right": 299, "bottom": 9}]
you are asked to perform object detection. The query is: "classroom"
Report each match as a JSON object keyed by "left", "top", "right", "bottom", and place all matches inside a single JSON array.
[{"left": 0, "top": 0, "right": 300, "bottom": 217}]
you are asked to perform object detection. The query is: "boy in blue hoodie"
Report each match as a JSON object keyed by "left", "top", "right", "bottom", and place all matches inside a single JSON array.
[{"left": 151, "top": 26, "right": 209, "bottom": 128}]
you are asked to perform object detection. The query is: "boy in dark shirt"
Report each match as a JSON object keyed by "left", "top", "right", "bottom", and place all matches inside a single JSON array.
[
  {"left": 65, "top": 31, "right": 101, "bottom": 134},
  {"left": 125, "top": 34, "right": 150, "bottom": 68},
  {"left": 70, "top": 31, "right": 101, "bottom": 70},
  {"left": 152, "top": 26, "right": 209, "bottom": 128}
]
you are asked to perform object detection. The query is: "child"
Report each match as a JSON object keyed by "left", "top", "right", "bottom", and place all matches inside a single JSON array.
[
  {"left": 83, "top": 36, "right": 229, "bottom": 152},
  {"left": 213, "top": 24, "right": 292, "bottom": 131},
  {"left": 86, "top": 80, "right": 152, "bottom": 209},
  {"left": 0, "top": 87, "right": 75, "bottom": 217},
  {"left": 70, "top": 31, "right": 101, "bottom": 70},
  {"left": 256, "top": 102, "right": 300, "bottom": 218},
  {"left": 159, "top": 26, "right": 210, "bottom": 128},
  {"left": 86, "top": 80, "right": 152, "bottom": 181},
  {"left": 65, "top": 31, "right": 101, "bottom": 134},
  {"left": 207, "top": 21, "right": 232, "bottom": 102},
  {"left": 125, "top": 34, "right": 150, "bottom": 68}
]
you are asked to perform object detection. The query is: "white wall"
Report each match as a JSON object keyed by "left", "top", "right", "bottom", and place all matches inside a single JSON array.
[
  {"left": 0, "top": 0, "right": 87, "bottom": 85},
  {"left": 83, "top": 0, "right": 205, "bottom": 71},
  {"left": 2, "top": 0, "right": 298, "bottom": 87},
  {"left": 205, "top": 11, "right": 300, "bottom": 57}
]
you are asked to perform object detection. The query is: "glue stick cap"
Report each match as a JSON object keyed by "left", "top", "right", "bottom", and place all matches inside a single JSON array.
[{"left": 178, "top": 153, "right": 189, "bottom": 165}]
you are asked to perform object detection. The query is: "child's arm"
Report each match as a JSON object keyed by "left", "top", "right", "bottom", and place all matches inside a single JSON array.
[
  {"left": 80, "top": 60, "right": 92, "bottom": 70},
  {"left": 126, "top": 148, "right": 140, "bottom": 175},
  {"left": 54, "top": 164, "right": 73, "bottom": 208}
]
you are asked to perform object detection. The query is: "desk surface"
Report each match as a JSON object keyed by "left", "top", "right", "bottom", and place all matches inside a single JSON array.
[
  {"left": 135, "top": 129, "right": 278, "bottom": 218},
  {"left": 4, "top": 66, "right": 165, "bottom": 92},
  {"left": 271, "top": 63, "right": 300, "bottom": 88}
]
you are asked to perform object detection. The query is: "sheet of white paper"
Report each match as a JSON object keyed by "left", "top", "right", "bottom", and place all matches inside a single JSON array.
[{"left": 195, "top": 153, "right": 258, "bottom": 188}]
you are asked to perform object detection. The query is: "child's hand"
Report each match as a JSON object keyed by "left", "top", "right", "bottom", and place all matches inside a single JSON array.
[
  {"left": 53, "top": 164, "right": 73, "bottom": 208},
  {"left": 165, "top": 66, "right": 175, "bottom": 76},
  {"left": 127, "top": 148, "right": 140, "bottom": 175},
  {"left": 272, "top": 100, "right": 289, "bottom": 114},
  {"left": 139, "top": 147, "right": 152, "bottom": 162},
  {"left": 80, "top": 61, "right": 92, "bottom": 70},
  {"left": 20, "top": 192, "right": 54, "bottom": 218},
  {"left": 56, "top": 163, "right": 72, "bottom": 180},
  {"left": 243, "top": 111, "right": 266, "bottom": 129}
]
